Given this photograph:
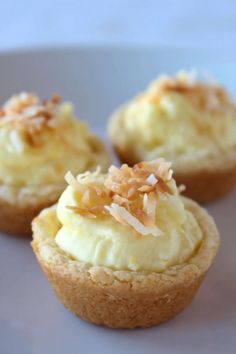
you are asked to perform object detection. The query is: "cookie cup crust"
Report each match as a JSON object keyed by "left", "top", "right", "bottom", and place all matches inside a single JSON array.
[
  {"left": 108, "top": 106, "right": 236, "bottom": 204},
  {"left": 0, "top": 184, "right": 63, "bottom": 236},
  {"left": 31, "top": 198, "right": 219, "bottom": 328}
]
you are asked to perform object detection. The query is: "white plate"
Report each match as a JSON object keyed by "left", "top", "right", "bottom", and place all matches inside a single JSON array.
[{"left": 0, "top": 46, "right": 235, "bottom": 354}]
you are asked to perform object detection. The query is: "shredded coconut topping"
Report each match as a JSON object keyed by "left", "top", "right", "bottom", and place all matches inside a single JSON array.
[
  {"left": 0, "top": 92, "right": 61, "bottom": 141},
  {"left": 65, "top": 159, "right": 175, "bottom": 237},
  {"left": 146, "top": 173, "right": 158, "bottom": 186},
  {"left": 105, "top": 203, "right": 162, "bottom": 237},
  {"left": 142, "top": 73, "right": 235, "bottom": 114},
  {"left": 65, "top": 171, "right": 85, "bottom": 193}
]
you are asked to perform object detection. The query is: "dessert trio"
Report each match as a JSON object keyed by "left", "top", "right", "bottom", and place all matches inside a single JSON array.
[{"left": 2, "top": 71, "right": 236, "bottom": 328}]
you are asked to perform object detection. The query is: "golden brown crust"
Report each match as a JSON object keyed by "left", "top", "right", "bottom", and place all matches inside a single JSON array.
[
  {"left": 0, "top": 198, "right": 55, "bottom": 236},
  {"left": 174, "top": 163, "right": 236, "bottom": 203},
  {"left": 31, "top": 198, "right": 220, "bottom": 328},
  {"left": 109, "top": 106, "right": 236, "bottom": 204},
  {"left": 0, "top": 187, "right": 61, "bottom": 236}
]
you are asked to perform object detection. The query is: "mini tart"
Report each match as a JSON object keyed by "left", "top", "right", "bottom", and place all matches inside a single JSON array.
[
  {"left": 108, "top": 72, "right": 236, "bottom": 203},
  {"left": 32, "top": 159, "right": 219, "bottom": 328},
  {"left": 0, "top": 93, "right": 110, "bottom": 236}
]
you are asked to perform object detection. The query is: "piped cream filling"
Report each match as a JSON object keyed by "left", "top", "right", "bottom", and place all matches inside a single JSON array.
[
  {"left": 0, "top": 94, "right": 109, "bottom": 187},
  {"left": 118, "top": 73, "right": 236, "bottom": 164},
  {"left": 54, "top": 161, "right": 203, "bottom": 272}
]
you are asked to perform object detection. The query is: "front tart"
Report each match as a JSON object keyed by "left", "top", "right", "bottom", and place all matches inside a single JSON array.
[
  {"left": 32, "top": 159, "right": 219, "bottom": 328},
  {"left": 0, "top": 93, "right": 110, "bottom": 236},
  {"left": 108, "top": 71, "right": 236, "bottom": 203}
]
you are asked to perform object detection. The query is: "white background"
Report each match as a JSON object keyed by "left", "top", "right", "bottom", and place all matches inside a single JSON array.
[{"left": 0, "top": 0, "right": 235, "bottom": 52}]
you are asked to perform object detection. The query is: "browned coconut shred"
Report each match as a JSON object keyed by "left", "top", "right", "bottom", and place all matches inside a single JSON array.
[
  {"left": 65, "top": 159, "right": 174, "bottom": 237},
  {"left": 104, "top": 203, "right": 162, "bottom": 237},
  {"left": 143, "top": 75, "right": 236, "bottom": 114},
  {"left": 0, "top": 92, "right": 62, "bottom": 140}
]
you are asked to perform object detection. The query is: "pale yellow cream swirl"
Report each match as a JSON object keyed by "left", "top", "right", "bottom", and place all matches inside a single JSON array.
[
  {"left": 0, "top": 93, "right": 110, "bottom": 187},
  {"left": 55, "top": 161, "right": 203, "bottom": 272},
  {"left": 110, "top": 72, "right": 236, "bottom": 165}
]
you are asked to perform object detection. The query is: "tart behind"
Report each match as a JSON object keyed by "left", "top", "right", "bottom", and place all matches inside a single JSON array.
[
  {"left": 0, "top": 92, "right": 110, "bottom": 236},
  {"left": 108, "top": 72, "right": 236, "bottom": 203}
]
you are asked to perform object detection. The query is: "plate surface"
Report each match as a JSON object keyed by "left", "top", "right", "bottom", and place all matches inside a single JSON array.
[{"left": 0, "top": 46, "right": 235, "bottom": 354}]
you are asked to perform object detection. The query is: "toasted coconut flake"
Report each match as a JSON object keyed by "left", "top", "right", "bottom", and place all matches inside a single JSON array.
[
  {"left": 89, "top": 206, "right": 107, "bottom": 215},
  {"left": 113, "top": 194, "right": 131, "bottom": 206},
  {"left": 143, "top": 193, "right": 148, "bottom": 211},
  {"left": 91, "top": 186, "right": 106, "bottom": 197},
  {"left": 105, "top": 203, "right": 162, "bottom": 237},
  {"left": 144, "top": 73, "right": 235, "bottom": 114},
  {"left": 167, "top": 168, "right": 173, "bottom": 180},
  {"left": 155, "top": 159, "right": 172, "bottom": 181},
  {"left": 0, "top": 93, "right": 62, "bottom": 139},
  {"left": 81, "top": 189, "right": 90, "bottom": 205},
  {"left": 65, "top": 171, "right": 85, "bottom": 192},
  {"left": 104, "top": 204, "right": 127, "bottom": 226},
  {"left": 143, "top": 192, "right": 157, "bottom": 222},
  {"left": 156, "top": 177, "right": 173, "bottom": 194},
  {"left": 138, "top": 185, "right": 154, "bottom": 193},
  {"left": 146, "top": 173, "right": 158, "bottom": 186},
  {"left": 66, "top": 159, "right": 175, "bottom": 237},
  {"left": 66, "top": 206, "right": 97, "bottom": 218},
  {"left": 108, "top": 165, "right": 120, "bottom": 175},
  {"left": 127, "top": 187, "right": 136, "bottom": 198}
]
